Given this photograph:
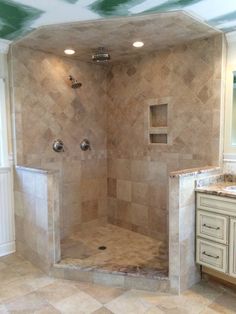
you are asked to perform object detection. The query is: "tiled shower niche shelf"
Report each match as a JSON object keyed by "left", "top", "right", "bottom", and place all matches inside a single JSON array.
[
  {"left": 150, "top": 133, "right": 168, "bottom": 144},
  {"left": 150, "top": 103, "right": 167, "bottom": 127},
  {"left": 149, "top": 103, "right": 168, "bottom": 144}
]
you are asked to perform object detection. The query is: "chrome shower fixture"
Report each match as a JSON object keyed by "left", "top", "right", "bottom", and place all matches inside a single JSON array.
[
  {"left": 92, "top": 47, "right": 110, "bottom": 63},
  {"left": 69, "top": 75, "right": 82, "bottom": 89}
]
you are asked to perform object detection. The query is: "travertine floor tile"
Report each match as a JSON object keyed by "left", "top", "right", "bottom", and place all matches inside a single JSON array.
[
  {"left": 36, "top": 279, "right": 80, "bottom": 304},
  {"left": 0, "top": 254, "right": 236, "bottom": 314},
  {"left": 105, "top": 290, "right": 152, "bottom": 314},
  {"left": 183, "top": 281, "right": 222, "bottom": 306},
  {"left": 92, "top": 307, "right": 114, "bottom": 314},
  {"left": 208, "top": 292, "right": 236, "bottom": 314},
  {"left": 53, "top": 291, "right": 102, "bottom": 314},
  {"left": 5, "top": 292, "right": 49, "bottom": 313},
  {"left": 75, "top": 282, "right": 126, "bottom": 304}
]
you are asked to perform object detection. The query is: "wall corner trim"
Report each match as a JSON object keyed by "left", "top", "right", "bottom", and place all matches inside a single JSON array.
[{"left": 0, "top": 39, "right": 11, "bottom": 54}]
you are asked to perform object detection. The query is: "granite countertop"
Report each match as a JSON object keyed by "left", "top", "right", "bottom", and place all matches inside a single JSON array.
[
  {"left": 170, "top": 166, "right": 220, "bottom": 178},
  {"left": 196, "top": 181, "right": 236, "bottom": 199}
]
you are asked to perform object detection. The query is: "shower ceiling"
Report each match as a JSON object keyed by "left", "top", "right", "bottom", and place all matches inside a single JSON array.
[{"left": 12, "top": 11, "right": 220, "bottom": 63}]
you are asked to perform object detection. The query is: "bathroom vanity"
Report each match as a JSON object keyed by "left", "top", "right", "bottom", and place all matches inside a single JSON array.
[{"left": 196, "top": 183, "right": 236, "bottom": 279}]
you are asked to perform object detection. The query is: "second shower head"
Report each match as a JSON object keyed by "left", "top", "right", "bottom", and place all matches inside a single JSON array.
[{"left": 69, "top": 75, "right": 82, "bottom": 89}]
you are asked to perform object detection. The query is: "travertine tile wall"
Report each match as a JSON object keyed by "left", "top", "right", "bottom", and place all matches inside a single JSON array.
[
  {"left": 14, "top": 167, "right": 60, "bottom": 272},
  {"left": 10, "top": 46, "right": 108, "bottom": 238},
  {"left": 11, "top": 34, "right": 225, "bottom": 255},
  {"left": 168, "top": 167, "right": 221, "bottom": 293},
  {"left": 106, "top": 35, "right": 225, "bottom": 244}
]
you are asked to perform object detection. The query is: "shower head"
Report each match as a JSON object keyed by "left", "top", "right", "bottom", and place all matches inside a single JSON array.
[
  {"left": 69, "top": 75, "right": 82, "bottom": 89},
  {"left": 92, "top": 47, "right": 110, "bottom": 63}
]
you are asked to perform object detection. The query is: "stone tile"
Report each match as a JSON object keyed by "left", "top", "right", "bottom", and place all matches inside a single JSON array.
[
  {"left": 208, "top": 292, "right": 236, "bottom": 313},
  {"left": 35, "top": 304, "right": 61, "bottom": 313},
  {"left": 5, "top": 292, "right": 49, "bottom": 313},
  {"left": 75, "top": 282, "right": 126, "bottom": 304},
  {"left": 116, "top": 180, "right": 131, "bottom": 202},
  {"left": 183, "top": 281, "right": 222, "bottom": 306},
  {"left": 53, "top": 291, "right": 102, "bottom": 314},
  {"left": 36, "top": 279, "right": 80, "bottom": 304},
  {"left": 108, "top": 178, "right": 117, "bottom": 198},
  {"left": 91, "top": 307, "right": 114, "bottom": 314},
  {"left": 105, "top": 290, "right": 152, "bottom": 314},
  {"left": 0, "top": 305, "right": 7, "bottom": 314}
]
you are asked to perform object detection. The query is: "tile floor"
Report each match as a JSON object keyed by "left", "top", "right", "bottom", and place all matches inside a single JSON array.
[
  {"left": 0, "top": 254, "right": 236, "bottom": 313},
  {"left": 61, "top": 223, "right": 168, "bottom": 278}
]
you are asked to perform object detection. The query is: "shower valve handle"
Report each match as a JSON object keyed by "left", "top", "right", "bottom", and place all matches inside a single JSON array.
[{"left": 80, "top": 139, "right": 91, "bottom": 151}]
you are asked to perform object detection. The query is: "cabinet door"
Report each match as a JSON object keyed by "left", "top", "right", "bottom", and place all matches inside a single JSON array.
[{"left": 229, "top": 218, "right": 236, "bottom": 278}]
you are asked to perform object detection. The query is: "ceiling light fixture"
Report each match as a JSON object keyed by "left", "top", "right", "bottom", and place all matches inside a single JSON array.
[
  {"left": 133, "top": 41, "right": 144, "bottom": 48},
  {"left": 64, "top": 49, "right": 75, "bottom": 55}
]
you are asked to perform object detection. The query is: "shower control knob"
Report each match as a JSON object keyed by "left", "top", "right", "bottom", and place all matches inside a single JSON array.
[
  {"left": 53, "top": 139, "right": 64, "bottom": 153},
  {"left": 80, "top": 139, "right": 91, "bottom": 151}
]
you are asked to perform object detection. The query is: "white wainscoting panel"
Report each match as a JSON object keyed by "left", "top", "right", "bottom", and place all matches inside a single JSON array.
[{"left": 0, "top": 167, "right": 15, "bottom": 256}]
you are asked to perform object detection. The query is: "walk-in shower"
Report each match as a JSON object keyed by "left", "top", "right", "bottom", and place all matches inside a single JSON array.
[{"left": 11, "top": 11, "right": 224, "bottom": 291}]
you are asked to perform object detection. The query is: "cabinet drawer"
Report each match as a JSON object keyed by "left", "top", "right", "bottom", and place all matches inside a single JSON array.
[
  {"left": 197, "top": 210, "right": 228, "bottom": 244},
  {"left": 196, "top": 238, "right": 227, "bottom": 273},
  {"left": 197, "top": 193, "right": 236, "bottom": 217}
]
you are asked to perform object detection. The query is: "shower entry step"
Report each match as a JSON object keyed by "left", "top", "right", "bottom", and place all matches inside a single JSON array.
[{"left": 51, "top": 224, "right": 169, "bottom": 291}]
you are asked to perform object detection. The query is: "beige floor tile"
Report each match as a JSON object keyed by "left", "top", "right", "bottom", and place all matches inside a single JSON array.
[
  {"left": 145, "top": 307, "right": 165, "bottom": 314},
  {"left": 183, "top": 281, "right": 223, "bottom": 306},
  {"left": 0, "top": 304, "right": 7, "bottom": 314},
  {"left": 4, "top": 292, "right": 49, "bottom": 313},
  {"left": 0, "top": 262, "right": 7, "bottom": 271},
  {"left": 22, "top": 273, "right": 56, "bottom": 290},
  {"left": 92, "top": 307, "right": 114, "bottom": 314},
  {"left": 141, "top": 294, "right": 207, "bottom": 314},
  {"left": 75, "top": 281, "right": 126, "bottom": 304},
  {"left": 35, "top": 304, "right": 61, "bottom": 313},
  {"left": 0, "top": 278, "right": 34, "bottom": 303},
  {"left": 53, "top": 291, "right": 102, "bottom": 314},
  {"left": 105, "top": 290, "right": 152, "bottom": 314},
  {"left": 208, "top": 292, "right": 236, "bottom": 314},
  {"left": 36, "top": 279, "right": 80, "bottom": 304},
  {"left": 0, "top": 268, "right": 23, "bottom": 285},
  {"left": 200, "top": 308, "right": 222, "bottom": 314}
]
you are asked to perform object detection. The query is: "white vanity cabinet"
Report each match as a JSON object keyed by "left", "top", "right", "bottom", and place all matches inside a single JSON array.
[
  {"left": 196, "top": 193, "right": 236, "bottom": 277},
  {"left": 230, "top": 218, "right": 236, "bottom": 277}
]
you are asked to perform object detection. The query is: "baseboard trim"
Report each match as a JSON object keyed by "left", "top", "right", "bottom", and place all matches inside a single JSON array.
[{"left": 0, "top": 241, "right": 16, "bottom": 257}]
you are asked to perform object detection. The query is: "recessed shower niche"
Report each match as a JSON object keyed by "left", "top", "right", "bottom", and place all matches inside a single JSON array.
[{"left": 149, "top": 103, "right": 168, "bottom": 144}]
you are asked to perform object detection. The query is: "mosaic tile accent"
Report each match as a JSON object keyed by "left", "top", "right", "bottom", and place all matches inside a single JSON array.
[{"left": 60, "top": 223, "right": 168, "bottom": 277}]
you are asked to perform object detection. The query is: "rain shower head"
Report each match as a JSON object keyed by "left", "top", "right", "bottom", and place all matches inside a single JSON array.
[
  {"left": 92, "top": 47, "right": 110, "bottom": 63},
  {"left": 69, "top": 75, "right": 82, "bottom": 89}
]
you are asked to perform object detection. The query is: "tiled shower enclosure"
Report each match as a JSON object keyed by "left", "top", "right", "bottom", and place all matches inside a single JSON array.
[{"left": 10, "top": 13, "right": 225, "bottom": 293}]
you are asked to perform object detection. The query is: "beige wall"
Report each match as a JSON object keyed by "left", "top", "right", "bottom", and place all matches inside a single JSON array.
[
  {"left": 106, "top": 35, "right": 225, "bottom": 243},
  {"left": 10, "top": 46, "right": 108, "bottom": 238}
]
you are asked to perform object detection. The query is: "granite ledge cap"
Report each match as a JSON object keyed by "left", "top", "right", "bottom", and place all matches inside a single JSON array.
[
  {"left": 169, "top": 166, "right": 220, "bottom": 178},
  {"left": 15, "top": 165, "right": 59, "bottom": 174}
]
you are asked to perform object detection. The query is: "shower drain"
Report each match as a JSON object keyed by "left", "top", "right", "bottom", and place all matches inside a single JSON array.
[{"left": 98, "top": 246, "right": 107, "bottom": 250}]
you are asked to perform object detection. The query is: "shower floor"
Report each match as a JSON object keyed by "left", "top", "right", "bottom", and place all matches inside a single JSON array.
[{"left": 60, "top": 223, "right": 168, "bottom": 278}]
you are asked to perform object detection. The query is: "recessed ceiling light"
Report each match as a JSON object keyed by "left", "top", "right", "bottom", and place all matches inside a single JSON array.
[
  {"left": 133, "top": 41, "right": 144, "bottom": 48},
  {"left": 64, "top": 49, "right": 75, "bottom": 55}
]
